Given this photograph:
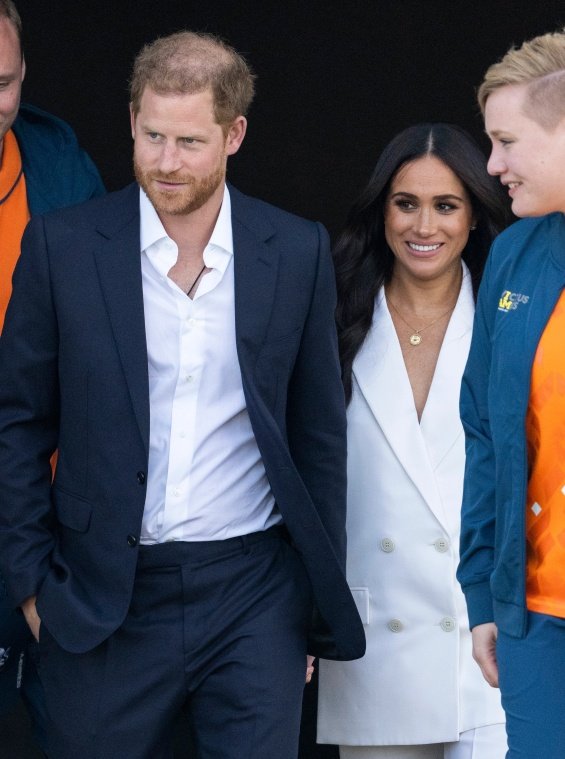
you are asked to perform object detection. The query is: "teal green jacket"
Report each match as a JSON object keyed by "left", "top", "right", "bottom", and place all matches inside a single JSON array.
[
  {"left": 458, "top": 212, "right": 565, "bottom": 637},
  {"left": 12, "top": 103, "right": 105, "bottom": 214}
]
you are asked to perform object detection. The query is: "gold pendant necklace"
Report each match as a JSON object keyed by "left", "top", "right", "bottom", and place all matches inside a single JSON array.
[{"left": 387, "top": 297, "right": 456, "bottom": 346}]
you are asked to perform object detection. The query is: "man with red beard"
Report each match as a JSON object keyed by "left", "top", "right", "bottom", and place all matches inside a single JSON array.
[{"left": 0, "top": 30, "right": 365, "bottom": 759}]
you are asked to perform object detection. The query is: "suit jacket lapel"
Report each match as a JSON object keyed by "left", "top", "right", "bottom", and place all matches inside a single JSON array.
[
  {"left": 89, "top": 183, "right": 282, "bottom": 456},
  {"left": 230, "top": 187, "right": 280, "bottom": 365},
  {"left": 93, "top": 184, "right": 150, "bottom": 455}
]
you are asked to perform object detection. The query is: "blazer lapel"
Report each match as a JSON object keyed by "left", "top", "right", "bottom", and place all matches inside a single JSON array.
[
  {"left": 230, "top": 187, "right": 280, "bottom": 365},
  {"left": 353, "top": 290, "right": 442, "bottom": 514},
  {"left": 93, "top": 184, "right": 150, "bottom": 455},
  {"left": 420, "top": 266, "right": 474, "bottom": 474}
]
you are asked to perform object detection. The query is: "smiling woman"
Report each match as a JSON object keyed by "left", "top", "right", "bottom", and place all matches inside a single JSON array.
[
  {"left": 384, "top": 156, "right": 475, "bottom": 291},
  {"left": 317, "top": 123, "right": 512, "bottom": 759}
]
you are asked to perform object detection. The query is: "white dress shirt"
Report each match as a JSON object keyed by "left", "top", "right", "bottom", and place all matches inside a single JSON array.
[{"left": 138, "top": 186, "right": 278, "bottom": 543}]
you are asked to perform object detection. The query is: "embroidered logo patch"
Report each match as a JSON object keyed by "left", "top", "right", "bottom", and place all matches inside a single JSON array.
[{"left": 498, "top": 290, "right": 530, "bottom": 312}]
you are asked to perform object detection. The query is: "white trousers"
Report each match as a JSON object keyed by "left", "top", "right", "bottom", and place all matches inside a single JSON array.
[{"left": 339, "top": 724, "right": 507, "bottom": 759}]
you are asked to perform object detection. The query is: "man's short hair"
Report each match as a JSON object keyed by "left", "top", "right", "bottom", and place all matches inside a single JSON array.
[
  {"left": 478, "top": 28, "right": 565, "bottom": 131},
  {"left": 0, "top": 0, "right": 22, "bottom": 56},
  {"left": 130, "top": 31, "right": 256, "bottom": 127}
]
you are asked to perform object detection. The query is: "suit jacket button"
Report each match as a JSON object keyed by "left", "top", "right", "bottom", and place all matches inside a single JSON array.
[
  {"left": 137, "top": 471, "right": 146, "bottom": 485},
  {"left": 380, "top": 537, "right": 395, "bottom": 553},
  {"left": 434, "top": 538, "right": 449, "bottom": 553},
  {"left": 387, "top": 619, "right": 403, "bottom": 633},
  {"left": 127, "top": 534, "right": 138, "bottom": 547},
  {"left": 440, "top": 616, "right": 456, "bottom": 632}
]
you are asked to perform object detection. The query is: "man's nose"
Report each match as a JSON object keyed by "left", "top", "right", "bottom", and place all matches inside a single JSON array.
[{"left": 157, "top": 142, "right": 182, "bottom": 174}]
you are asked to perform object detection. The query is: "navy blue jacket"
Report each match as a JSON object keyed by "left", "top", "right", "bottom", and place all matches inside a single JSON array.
[
  {"left": 0, "top": 183, "right": 365, "bottom": 662},
  {"left": 0, "top": 104, "right": 104, "bottom": 717},
  {"left": 458, "top": 213, "right": 565, "bottom": 638},
  {"left": 12, "top": 103, "right": 104, "bottom": 214}
]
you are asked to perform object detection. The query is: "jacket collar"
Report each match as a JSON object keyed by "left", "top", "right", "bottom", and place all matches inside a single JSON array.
[
  {"left": 90, "top": 183, "right": 282, "bottom": 453},
  {"left": 352, "top": 264, "right": 474, "bottom": 523}
]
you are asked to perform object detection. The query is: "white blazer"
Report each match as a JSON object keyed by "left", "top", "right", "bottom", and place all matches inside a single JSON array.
[{"left": 318, "top": 268, "right": 504, "bottom": 746}]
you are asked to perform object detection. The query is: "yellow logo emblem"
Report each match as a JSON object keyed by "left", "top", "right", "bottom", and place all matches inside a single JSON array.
[{"left": 498, "top": 290, "right": 529, "bottom": 312}]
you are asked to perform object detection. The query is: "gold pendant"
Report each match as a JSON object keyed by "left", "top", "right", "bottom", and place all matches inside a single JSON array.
[{"left": 410, "top": 333, "right": 421, "bottom": 346}]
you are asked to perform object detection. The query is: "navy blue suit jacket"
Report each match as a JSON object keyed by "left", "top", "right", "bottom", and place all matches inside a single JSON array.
[{"left": 0, "top": 183, "right": 365, "bottom": 661}]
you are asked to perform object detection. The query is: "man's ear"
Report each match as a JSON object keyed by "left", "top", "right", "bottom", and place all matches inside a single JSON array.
[
  {"left": 224, "top": 116, "right": 247, "bottom": 156},
  {"left": 129, "top": 104, "right": 136, "bottom": 140}
]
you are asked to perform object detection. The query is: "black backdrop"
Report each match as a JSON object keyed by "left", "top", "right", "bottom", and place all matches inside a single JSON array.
[
  {"left": 5, "top": 2, "right": 565, "bottom": 758},
  {"left": 20, "top": 0, "right": 565, "bottom": 238}
]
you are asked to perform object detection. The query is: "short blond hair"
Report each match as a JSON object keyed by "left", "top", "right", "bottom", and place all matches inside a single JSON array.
[
  {"left": 130, "top": 31, "right": 255, "bottom": 127},
  {"left": 478, "top": 28, "right": 565, "bottom": 130}
]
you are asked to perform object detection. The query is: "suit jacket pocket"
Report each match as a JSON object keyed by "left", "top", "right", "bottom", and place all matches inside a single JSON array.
[
  {"left": 258, "top": 325, "right": 302, "bottom": 354},
  {"left": 350, "top": 587, "right": 370, "bottom": 625},
  {"left": 51, "top": 487, "right": 92, "bottom": 533}
]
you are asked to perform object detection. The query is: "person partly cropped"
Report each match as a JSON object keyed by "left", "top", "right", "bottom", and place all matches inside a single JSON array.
[
  {"left": 0, "top": 1, "right": 104, "bottom": 752},
  {"left": 457, "top": 28, "right": 565, "bottom": 759},
  {"left": 318, "top": 123, "right": 511, "bottom": 759}
]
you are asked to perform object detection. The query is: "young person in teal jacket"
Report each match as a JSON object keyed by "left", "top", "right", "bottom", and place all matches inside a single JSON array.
[{"left": 458, "top": 28, "right": 565, "bottom": 759}]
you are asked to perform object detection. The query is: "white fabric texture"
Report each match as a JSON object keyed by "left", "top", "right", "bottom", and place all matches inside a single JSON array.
[
  {"left": 139, "top": 186, "right": 277, "bottom": 543},
  {"left": 339, "top": 723, "right": 507, "bottom": 758},
  {"left": 318, "top": 266, "right": 505, "bottom": 745}
]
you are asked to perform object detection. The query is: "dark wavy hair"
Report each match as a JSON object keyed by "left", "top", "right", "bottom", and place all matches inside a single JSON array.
[{"left": 335, "top": 122, "right": 512, "bottom": 403}]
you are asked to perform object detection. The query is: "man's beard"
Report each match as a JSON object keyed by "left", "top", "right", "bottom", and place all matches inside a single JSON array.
[{"left": 133, "top": 157, "right": 226, "bottom": 216}]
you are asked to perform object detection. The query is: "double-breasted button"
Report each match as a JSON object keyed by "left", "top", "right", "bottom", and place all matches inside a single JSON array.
[
  {"left": 136, "top": 471, "right": 146, "bottom": 485},
  {"left": 434, "top": 538, "right": 449, "bottom": 553},
  {"left": 380, "top": 538, "right": 395, "bottom": 553},
  {"left": 440, "top": 616, "right": 456, "bottom": 632},
  {"left": 387, "top": 619, "right": 403, "bottom": 633},
  {"left": 127, "top": 534, "right": 138, "bottom": 547}
]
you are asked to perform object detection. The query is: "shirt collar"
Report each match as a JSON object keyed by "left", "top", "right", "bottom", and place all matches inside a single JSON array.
[{"left": 139, "top": 184, "right": 233, "bottom": 267}]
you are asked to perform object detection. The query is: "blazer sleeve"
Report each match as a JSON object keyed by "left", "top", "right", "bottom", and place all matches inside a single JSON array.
[
  {"left": 285, "top": 222, "right": 348, "bottom": 569},
  {"left": 0, "top": 215, "right": 60, "bottom": 607},
  {"left": 457, "top": 248, "right": 497, "bottom": 628}
]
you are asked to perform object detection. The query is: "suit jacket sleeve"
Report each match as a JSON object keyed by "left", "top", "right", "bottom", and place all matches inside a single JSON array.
[
  {"left": 286, "top": 222, "right": 348, "bottom": 569},
  {"left": 0, "top": 215, "right": 60, "bottom": 607}
]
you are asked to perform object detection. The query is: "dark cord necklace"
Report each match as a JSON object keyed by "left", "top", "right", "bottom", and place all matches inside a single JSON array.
[
  {"left": 0, "top": 165, "right": 23, "bottom": 206},
  {"left": 186, "top": 263, "right": 207, "bottom": 298}
]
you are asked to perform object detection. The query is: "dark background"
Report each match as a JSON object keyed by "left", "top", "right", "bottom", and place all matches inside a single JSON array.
[
  {"left": 19, "top": 0, "right": 565, "bottom": 239},
  {"left": 4, "top": 1, "right": 565, "bottom": 757}
]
